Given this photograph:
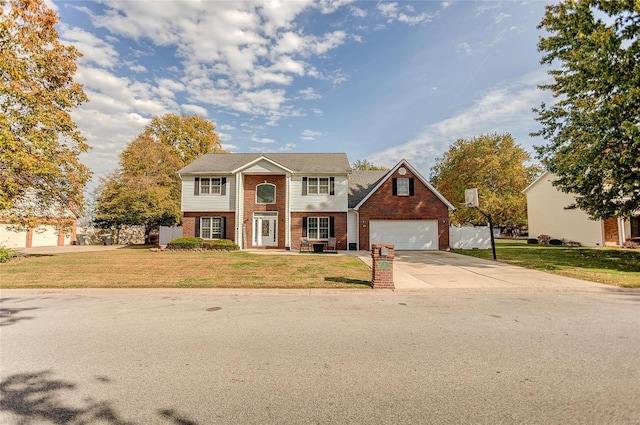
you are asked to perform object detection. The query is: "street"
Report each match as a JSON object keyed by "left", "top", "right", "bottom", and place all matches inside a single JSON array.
[{"left": 1, "top": 288, "right": 639, "bottom": 424}]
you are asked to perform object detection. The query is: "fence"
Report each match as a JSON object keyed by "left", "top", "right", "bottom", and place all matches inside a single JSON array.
[
  {"left": 159, "top": 226, "right": 183, "bottom": 246},
  {"left": 449, "top": 226, "right": 491, "bottom": 249}
]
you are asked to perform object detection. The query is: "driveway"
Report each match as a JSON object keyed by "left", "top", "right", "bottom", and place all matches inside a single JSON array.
[{"left": 389, "top": 251, "right": 610, "bottom": 291}]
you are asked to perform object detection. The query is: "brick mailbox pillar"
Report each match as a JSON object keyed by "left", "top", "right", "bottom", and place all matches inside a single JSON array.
[{"left": 371, "top": 243, "right": 394, "bottom": 289}]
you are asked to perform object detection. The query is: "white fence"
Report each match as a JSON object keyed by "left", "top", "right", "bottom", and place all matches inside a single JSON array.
[
  {"left": 159, "top": 226, "right": 183, "bottom": 246},
  {"left": 449, "top": 226, "right": 491, "bottom": 249}
]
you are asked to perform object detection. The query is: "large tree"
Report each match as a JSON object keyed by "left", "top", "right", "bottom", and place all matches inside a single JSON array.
[
  {"left": 351, "top": 159, "right": 388, "bottom": 171},
  {"left": 0, "top": 0, "right": 90, "bottom": 218},
  {"left": 144, "top": 112, "right": 224, "bottom": 166},
  {"left": 94, "top": 113, "right": 224, "bottom": 243},
  {"left": 93, "top": 135, "right": 183, "bottom": 244},
  {"left": 533, "top": 0, "right": 640, "bottom": 219},
  {"left": 431, "top": 133, "right": 541, "bottom": 228}
]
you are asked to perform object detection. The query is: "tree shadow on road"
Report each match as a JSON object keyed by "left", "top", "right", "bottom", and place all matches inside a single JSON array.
[
  {"left": 0, "top": 298, "right": 39, "bottom": 327},
  {"left": 0, "top": 370, "right": 200, "bottom": 425}
]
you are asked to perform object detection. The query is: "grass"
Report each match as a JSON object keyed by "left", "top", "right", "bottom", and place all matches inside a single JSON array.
[
  {"left": 455, "top": 239, "right": 640, "bottom": 288},
  {"left": 0, "top": 249, "right": 372, "bottom": 289}
]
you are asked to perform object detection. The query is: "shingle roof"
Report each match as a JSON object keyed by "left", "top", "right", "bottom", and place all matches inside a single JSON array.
[
  {"left": 348, "top": 170, "right": 389, "bottom": 208},
  {"left": 177, "top": 153, "right": 351, "bottom": 174}
]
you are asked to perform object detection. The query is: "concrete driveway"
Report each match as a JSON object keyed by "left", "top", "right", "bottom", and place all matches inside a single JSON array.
[{"left": 390, "top": 251, "right": 609, "bottom": 291}]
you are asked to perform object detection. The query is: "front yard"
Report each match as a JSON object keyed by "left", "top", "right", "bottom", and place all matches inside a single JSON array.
[
  {"left": 455, "top": 240, "right": 640, "bottom": 288},
  {"left": 0, "top": 249, "right": 372, "bottom": 289}
]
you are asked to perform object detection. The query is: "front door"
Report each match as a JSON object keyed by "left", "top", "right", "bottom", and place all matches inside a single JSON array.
[{"left": 254, "top": 213, "right": 277, "bottom": 247}]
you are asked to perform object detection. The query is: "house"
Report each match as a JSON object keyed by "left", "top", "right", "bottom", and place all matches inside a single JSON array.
[
  {"left": 0, "top": 196, "right": 78, "bottom": 248},
  {"left": 177, "top": 153, "right": 454, "bottom": 250},
  {"left": 524, "top": 171, "right": 639, "bottom": 246}
]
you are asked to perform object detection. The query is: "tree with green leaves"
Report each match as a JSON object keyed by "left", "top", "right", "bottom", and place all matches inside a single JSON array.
[
  {"left": 0, "top": 0, "right": 90, "bottom": 219},
  {"left": 93, "top": 134, "right": 183, "bottom": 244},
  {"left": 533, "top": 0, "right": 640, "bottom": 219},
  {"left": 431, "top": 133, "right": 541, "bottom": 228},
  {"left": 351, "top": 159, "right": 388, "bottom": 171},
  {"left": 144, "top": 113, "right": 224, "bottom": 166}
]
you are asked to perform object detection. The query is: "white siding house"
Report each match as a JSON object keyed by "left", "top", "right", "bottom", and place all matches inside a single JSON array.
[{"left": 524, "top": 172, "right": 638, "bottom": 246}]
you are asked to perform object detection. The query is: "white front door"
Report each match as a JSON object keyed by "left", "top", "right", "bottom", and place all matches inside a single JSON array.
[{"left": 254, "top": 213, "right": 278, "bottom": 247}]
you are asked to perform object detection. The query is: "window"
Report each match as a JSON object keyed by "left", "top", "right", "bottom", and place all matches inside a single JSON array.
[
  {"left": 201, "top": 217, "right": 222, "bottom": 239},
  {"left": 302, "top": 177, "right": 335, "bottom": 195},
  {"left": 393, "top": 177, "right": 414, "bottom": 196},
  {"left": 256, "top": 183, "right": 276, "bottom": 204},
  {"left": 307, "top": 217, "right": 329, "bottom": 239},
  {"left": 396, "top": 178, "right": 410, "bottom": 196},
  {"left": 195, "top": 177, "right": 225, "bottom": 195}
]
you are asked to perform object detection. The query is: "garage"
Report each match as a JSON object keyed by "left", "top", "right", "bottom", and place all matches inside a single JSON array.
[
  {"left": 31, "top": 225, "right": 61, "bottom": 247},
  {"left": 369, "top": 220, "right": 439, "bottom": 250}
]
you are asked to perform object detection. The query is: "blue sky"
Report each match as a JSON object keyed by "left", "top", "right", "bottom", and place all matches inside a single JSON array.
[{"left": 48, "top": 0, "right": 554, "bottom": 190}]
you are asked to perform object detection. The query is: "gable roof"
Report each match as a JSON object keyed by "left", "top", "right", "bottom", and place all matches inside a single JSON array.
[
  {"left": 522, "top": 170, "right": 551, "bottom": 193},
  {"left": 348, "top": 170, "right": 388, "bottom": 208},
  {"left": 353, "top": 160, "right": 456, "bottom": 211},
  {"left": 177, "top": 153, "right": 351, "bottom": 175}
]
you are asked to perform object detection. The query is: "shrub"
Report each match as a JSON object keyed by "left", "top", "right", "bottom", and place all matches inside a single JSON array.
[
  {"left": 167, "top": 237, "right": 204, "bottom": 249},
  {"left": 0, "top": 247, "right": 15, "bottom": 263},
  {"left": 527, "top": 238, "right": 539, "bottom": 244},
  {"left": 537, "top": 234, "right": 552, "bottom": 244},
  {"left": 203, "top": 239, "right": 239, "bottom": 251},
  {"left": 549, "top": 239, "right": 563, "bottom": 246}
]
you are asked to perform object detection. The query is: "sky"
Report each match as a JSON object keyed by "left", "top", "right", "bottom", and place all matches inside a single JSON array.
[{"left": 46, "top": 0, "right": 555, "bottom": 192}]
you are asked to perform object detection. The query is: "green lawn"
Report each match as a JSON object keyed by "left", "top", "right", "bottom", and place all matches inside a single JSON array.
[
  {"left": 0, "top": 249, "right": 372, "bottom": 289},
  {"left": 455, "top": 240, "right": 640, "bottom": 288}
]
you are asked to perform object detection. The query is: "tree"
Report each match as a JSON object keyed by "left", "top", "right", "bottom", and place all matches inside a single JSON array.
[
  {"left": 0, "top": 0, "right": 90, "bottom": 218},
  {"left": 533, "top": 0, "right": 640, "bottom": 219},
  {"left": 144, "top": 113, "right": 224, "bottom": 166},
  {"left": 94, "top": 113, "right": 224, "bottom": 244},
  {"left": 351, "top": 159, "right": 388, "bottom": 171},
  {"left": 430, "top": 133, "right": 541, "bottom": 228},
  {"left": 93, "top": 135, "right": 183, "bottom": 244}
]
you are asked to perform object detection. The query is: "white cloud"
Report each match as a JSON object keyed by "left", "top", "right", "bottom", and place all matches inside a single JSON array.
[
  {"left": 367, "top": 72, "right": 551, "bottom": 172},
  {"left": 377, "top": 2, "right": 431, "bottom": 26},
  {"left": 252, "top": 136, "right": 276, "bottom": 144},
  {"left": 301, "top": 129, "right": 322, "bottom": 140},
  {"left": 219, "top": 124, "right": 236, "bottom": 131},
  {"left": 59, "top": 25, "right": 119, "bottom": 68},
  {"left": 299, "top": 87, "right": 323, "bottom": 100},
  {"left": 181, "top": 104, "right": 208, "bottom": 116},
  {"left": 351, "top": 6, "right": 366, "bottom": 18},
  {"left": 495, "top": 12, "right": 511, "bottom": 23},
  {"left": 85, "top": 0, "right": 349, "bottom": 123}
]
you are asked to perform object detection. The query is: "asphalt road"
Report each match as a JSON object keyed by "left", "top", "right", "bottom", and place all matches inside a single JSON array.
[{"left": 1, "top": 288, "right": 639, "bottom": 425}]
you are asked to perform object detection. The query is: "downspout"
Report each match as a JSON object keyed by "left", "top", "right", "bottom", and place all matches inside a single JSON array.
[
  {"left": 286, "top": 173, "right": 291, "bottom": 249},
  {"left": 619, "top": 217, "right": 626, "bottom": 246},
  {"left": 235, "top": 173, "right": 243, "bottom": 249}
]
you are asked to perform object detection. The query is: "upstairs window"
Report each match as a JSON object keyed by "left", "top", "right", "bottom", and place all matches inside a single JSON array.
[
  {"left": 194, "top": 177, "right": 226, "bottom": 196},
  {"left": 256, "top": 183, "right": 276, "bottom": 204},
  {"left": 302, "top": 177, "right": 335, "bottom": 195},
  {"left": 392, "top": 177, "right": 414, "bottom": 196}
]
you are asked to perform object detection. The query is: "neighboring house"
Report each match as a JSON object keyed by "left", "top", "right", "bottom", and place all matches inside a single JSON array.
[
  {"left": 177, "top": 153, "right": 454, "bottom": 250},
  {"left": 0, "top": 196, "right": 78, "bottom": 248},
  {"left": 524, "top": 171, "right": 639, "bottom": 246}
]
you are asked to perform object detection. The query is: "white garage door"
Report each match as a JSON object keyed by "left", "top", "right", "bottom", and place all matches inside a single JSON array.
[
  {"left": 0, "top": 224, "right": 28, "bottom": 248},
  {"left": 370, "top": 220, "right": 438, "bottom": 250},
  {"left": 31, "top": 225, "right": 60, "bottom": 247}
]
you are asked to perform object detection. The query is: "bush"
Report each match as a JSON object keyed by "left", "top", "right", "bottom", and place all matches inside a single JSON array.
[
  {"left": 167, "top": 237, "right": 204, "bottom": 249},
  {"left": 537, "top": 234, "right": 552, "bottom": 244},
  {"left": 549, "top": 239, "right": 563, "bottom": 246},
  {"left": 527, "top": 238, "right": 539, "bottom": 244},
  {"left": 203, "top": 239, "right": 239, "bottom": 251},
  {"left": 0, "top": 247, "right": 15, "bottom": 263}
]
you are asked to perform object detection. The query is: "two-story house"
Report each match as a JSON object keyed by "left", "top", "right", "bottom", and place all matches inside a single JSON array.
[{"left": 178, "top": 153, "right": 454, "bottom": 251}]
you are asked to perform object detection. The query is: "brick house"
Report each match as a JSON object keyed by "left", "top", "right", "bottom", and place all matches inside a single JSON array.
[{"left": 178, "top": 153, "right": 454, "bottom": 250}]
